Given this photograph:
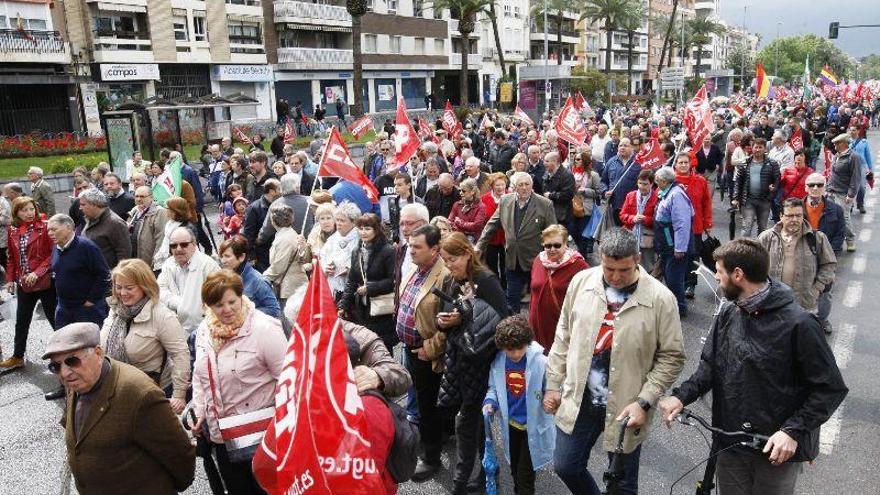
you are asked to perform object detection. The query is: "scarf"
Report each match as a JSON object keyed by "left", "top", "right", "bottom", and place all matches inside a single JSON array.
[
  {"left": 205, "top": 296, "right": 254, "bottom": 352},
  {"left": 735, "top": 281, "right": 771, "bottom": 314},
  {"left": 104, "top": 297, "right": 150, "bottom": 363},
  {"left": 634, "top": 190, "right": 651, "bottom": 242},
  {"left": 538, "top": 248, "right": 583, "bottom": 271}
]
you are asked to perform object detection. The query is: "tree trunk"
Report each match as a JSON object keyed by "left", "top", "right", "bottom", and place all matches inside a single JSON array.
[
  {"left": 604, "top": 17, "right": 613, "bottom": 74},
  {"left": 352, "top": 15, "right": 364, "bottom": 117},
  {"left": 627, "top": 30, "right": 633, "bottom": 95},
  {"left": 695, "top": 46, "right": 703, "bottom": 80},
  {"left": 488, "top": 2, "right": 506, "bottom": 77},
  {"left": 556, "top": 13, "right": 563, "bottom": 65},
  {"left": 659, "top": 0, "right": 679, "bottom": 75},
  {"left": 460, "top": 33, "right": 470, "bottom": 106}
]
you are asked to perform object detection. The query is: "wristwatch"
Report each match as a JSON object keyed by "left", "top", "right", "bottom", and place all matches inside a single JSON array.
[{"left": 637, "top": 398, "right": 651, "bottom": 411}]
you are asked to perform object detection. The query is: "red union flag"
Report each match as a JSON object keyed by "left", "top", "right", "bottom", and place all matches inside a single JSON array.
[
  {"left": 393, "top": 97, "right": 420, "bottom": 166},
  {"left": 514, "top": 106, "right": 535, "bottom": 128},
  {"left": 284, "top": 117, "right": 296, "bottom": 144},
  {"left": 442, "top": 101, "right": 463, "bottom": 139},
  {"left": 574, "top": 91, "right": 591, "bottom": 113},
  {"left": 554, "top": 97, "right": 588, "bottom": 146},
  {"left": 418, "top": 118, "right": 438, "bottom": 143},
  {"left": 253, "top": 261, "right": 386, "bottom": 495},
  {"left": 317, "top": 127, "right": 379, "bottom": 203},
  {"left": 233, "top": 127, "right": 254, "bottom": 147},
  {"left": 789, "top": 126, "right": 804, "bottom": 152},
  {"left": 349, "top": 115, "right": 375, "bottom": 140},
  {"left": 684, "top": 85, "right": 714, "bottom": 147},
  {"left": 634, "top": 138, "right": 666, "bottom": 170}
]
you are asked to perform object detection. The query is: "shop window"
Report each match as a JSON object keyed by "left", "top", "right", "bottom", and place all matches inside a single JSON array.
[
  {"left": 364, "top": 34, "right": 377, "bottom": 53},
  {"left": 173, "top": 16, "right": 188, "bottom": 41}
]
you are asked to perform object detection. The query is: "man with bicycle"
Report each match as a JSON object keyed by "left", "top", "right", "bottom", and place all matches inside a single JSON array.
[{"left": 659, "top": 239, "right": 847, "bottom": 495}]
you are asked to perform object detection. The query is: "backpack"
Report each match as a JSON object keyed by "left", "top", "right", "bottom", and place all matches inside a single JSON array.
[{"left": 362, "top": 390, "right": 421, "bottom": 483}]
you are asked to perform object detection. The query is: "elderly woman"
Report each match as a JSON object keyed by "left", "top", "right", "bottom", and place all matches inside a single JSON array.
[
  {"left": 307, "top": 202, "right": 336, "bottom": 257},
  {"left": 480, "top": 172, "right": 508, "bottom": 286},
  {"left": 528, "top": 225, "right": 588, "bottom": 353},
  {"left": 320, "top": 201, "right": 361, "bottom": 299},
  {"left": 263, "top": 204, "right": 309, "bottom": 309},
  {"left": 436, "top": 232, "right": 509, "bottom": 494},
  {"left": 101, "top": 259, "right": 189, "bottom": 411},
  {"left": 506, "top": 152, "right": 529, "bottom": 182},
  {"left": 153, "top": 197, "right": 193, "bottom": 271},
  {"left": 620, "top": 169, "right": 659, "bottom": 271},
  {"left": 0, "top": 197, "right": 57, "bottom": 371},
  {"left": 192, "top": 270, "right": 286, "bottom": 494},
  {"left": 448, "top": 178, "right": 488, "bottom": 243},
  {"left": 571, "top": 150, "right": 601, "bottom": 255},
  {"left": 653, "top": 166, "right": 695, "bottom": 317},
  {"left": 218, "top": 236, "right": 281, "bottom": 318},
  {"left": 430, "top": 215, "right": 452, "bottom": 238},
  {"left": 339, "top": 213, "right": 397, "bottom": 350}
]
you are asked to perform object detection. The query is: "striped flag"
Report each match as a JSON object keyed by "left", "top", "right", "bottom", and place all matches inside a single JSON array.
[
  {"left": 233, "top": 127, "right": 253, "bottom": 147},
  {"left": 755, "top": 63, "right": 771, "bottom": 99},
  {"left": 152, "top": 154, "right": 182, "bottom": 207},
  {"left": 283, "top": 117, "right": 296, "bottom": 144},
  {"left": 819, "top": 65, "right": 839, "bottom": 86}
]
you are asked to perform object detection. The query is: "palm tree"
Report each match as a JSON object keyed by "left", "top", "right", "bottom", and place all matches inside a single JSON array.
[
  {"left": 657, "top": 0, "right": 678, "bottom": 75},
  {"left": 347, "top": 0, "right": 367, "bottom": 117},
  {"left": 687, "top": 15, "right": 723, "bottom": 79},
  {"left": 618, "top": 0, "right": 645, "bottom": 95},
  {"left": 430, "top": 0, "right": 495, "bottom": 105},
  {"left": 486, "top": 2, "right": 506, "bottom": 77},
  {"left": 581, "top": 0, "right": 630, "bottom": 74},
  {"left": 531, "top": 0, "right": 570, "bottom": 66}
]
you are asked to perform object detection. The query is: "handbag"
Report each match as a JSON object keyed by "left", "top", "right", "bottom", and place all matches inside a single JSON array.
[
  {"left": 205, "top": 354, "right": 273, "bottom": 463},
  {"left": 571, "top": 194, "right": 586, "bottom": 219},
  {"left": 582, "top": 204, "right": 603, "bottom": 239},
  {"left": 360, "top": 251, "right": 394, "bottom": 317},
  {"left": 699, "top": 233, "right": 721, "bottom": 272}
]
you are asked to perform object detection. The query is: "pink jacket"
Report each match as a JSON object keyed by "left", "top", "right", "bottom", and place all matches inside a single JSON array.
[{"left": 192, "top": 306, "right": 286, "bottom": 444}]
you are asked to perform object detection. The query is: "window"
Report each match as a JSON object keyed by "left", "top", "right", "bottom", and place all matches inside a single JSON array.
[
  {"left": 413, "top": 0, "right": 423, "bottom": 17},
  {"left": 414, "top": 37, "right": 425, "bottom": 54},
  {"left": 227, "top": 20, "right": 262, "bottom": 52},
  {"left": 434, "top": 38, "right": 444, "bottom": 54},
  {"left": 193, "top": 14, "right": 206, "bottom": 41},
  {"left": 94, "top": 14, "right": 139, "bottom": 37},
  {"left": 390, "top": 35, "right": 401, "bottom": 54},
  {"left": 0, "top": 16, "right": 6, "bottom": 29},
  {"left": 173, "top": 16, "right": 188, "bottom": 41},
  {"left": 26, "top": 18, "right": 47, "bottom": 30},
  {"left": 513, "top": 6, "right": 521, "bottom": 18},
  {"left": 364, "top": 34, "right": 377, "bottom": 53},
  {"left": 503, "top": 4, "right": 511, "bottom": 16},
  {"left": 387, "top": 0, "right": 397, "bottom": 14},
  {"left": 366, "top": 0, "right": 373, "bottom": 11}
]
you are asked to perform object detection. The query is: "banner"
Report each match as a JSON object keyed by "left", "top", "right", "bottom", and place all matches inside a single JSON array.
[
  {"left": 253, "top": 262, "right": 386, "bottom": 495},
  {"left": 233, "top": 126, "right": 254, "bottom": 147},
  {"left": 152, "top": 154, "right": 182, "bottom": 207},
  {"left": 513, "top": 106, "right": 535, "bottom": 128},
  {"left": 755, "top": 63, "right": 771, "bottom": 99},
  {"left": 789, "top": 126, "right": 804, "bottom": 152},
  {"left": 317, "top": 127, "right": 379, "bottom": 203},
  {"left": 683, "top": 85, "right": 714, "bottom": 148},
  {"left": 554, "top": 97, "right": 588, "bottom": 146},
  {"left": 574, "top": 91, "right": 591, "bottom": 113},
  {"left": 441, "top": 101, "right": 463, "bottom": 139},
  {"left": 418, "top": 118, "right": 438, "bottom": 144},
  {"left": 499, "top": 82, "right": 513, "bottom": 103},
  {"left": 349, "top": 115, "right": 375, "bottom": 140},
  {"left": 284, "top": 117, "right": 296, "bottom": 144},
  {"left": 634, "top": 138, "right": 666, "bottom": 170},
  {"left": 393, "top": 97, "right": 420, "bottom": 166}
]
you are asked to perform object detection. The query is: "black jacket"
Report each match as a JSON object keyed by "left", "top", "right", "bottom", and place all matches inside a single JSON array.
[
  {"left": 673, "top": 281, "right": 847, "bottom": 460},
  {"left": 340, "top": 241, "right": 397, "bottom": 349},
  {"left": 437, "top": 271, "right": 509, "bottom": 410},
  {"left": 108, "top": 192, "right": 135, "bottom": 222},
  {"left": 527, "top": 160, "right": 546, "bottom": 194},
  {"left": 696, "top": 144, "right": 724, "bottom": 174},
  {"left": 488, "top": 142, "right": 517, "bottom": 173},
  {"left": 424, "top": 187, "right": 460, "bottom": 219},
  {"left": 733, "top": 157, "right": 781, "bottom": 203},
  {"left": 243, "top": 196, "right": 272, "bottom": 271},
  {"left": 816, "top": 196, "right": 846, "bottom": 252},
  {"left": 543, "top": 167, "right": 576, "bottom": 225}
]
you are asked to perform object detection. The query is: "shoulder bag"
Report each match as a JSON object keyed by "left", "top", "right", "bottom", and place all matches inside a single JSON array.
[{"left": 360, "top": 251, "right": 394, "bottom": 317}]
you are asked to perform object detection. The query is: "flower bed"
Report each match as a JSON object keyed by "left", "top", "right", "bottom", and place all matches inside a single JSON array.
[{"left": 0, "top": 133, "right": 107, "bottom": 158}]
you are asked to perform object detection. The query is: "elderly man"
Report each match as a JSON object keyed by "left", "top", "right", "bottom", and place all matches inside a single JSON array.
[
  {"left": 257, "top": 173, "right": 313, "bottom": 249},
  {"left": 545, "top": 228, "right": 685, "bottom": 495},
  {"left": 45, "top": 322, "right": 195, "bottom": 494},
  {"left": 826, "top": 133, "right": 863, "bottom": 252},
  {"left": 4, "top": 182, "right": 23, "bottom": 203},
  {"left": 590, "top": 124, "right": 611, "bottom": 173},
  {"left": 128, "top": 186, "right": 166, "bottom": 269},
  {"left": 458, "top": 156, "right": 490, "bottom": 194},
  {"left": 288, "top": 150, "right": 315, "bottom": 196},
  {"left": 243, "top": 178, "right": 281, "bottom": 272},
  {"left": 395, "top": 202, "right": 430, "bottom": 295},
  {"left": 79, "top": 188, "right": 130, "bottom": 269},
  {"left": 158, "top": 226, "right": 220, "bottom": 337},
  {"left": 27, "top": 166, "right": 55, "bottom": 217},
  {"left": 129, "top": 172, "right": 148, "bottom": 192},
  {"left": 103, "top": 173, "right": 135, "bottom": 221},
  {"left": 476, "top": 171, "right": 556, "bottom": 313},
  {"left": 601, "top": 137, "right": 640, "bottom": 223},
  {"left": 542, "top": 151, "right": 576, "bottom": 226},
  {"left": 424, "top": 173, "right": 461, "bottom": 219},
  {"left": 769, "top": 131, "right": 795, "bottom": 170},
  {"left": 803, "top": 173, "right": 846, "bottom": 333}
]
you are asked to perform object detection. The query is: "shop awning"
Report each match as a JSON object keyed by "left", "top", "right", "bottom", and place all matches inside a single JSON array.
[{"left": 96, "top": 2, "right": 146, "bottom": 13}]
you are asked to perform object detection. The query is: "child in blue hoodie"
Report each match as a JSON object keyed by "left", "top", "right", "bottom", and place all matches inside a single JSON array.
[{"left": 482, "top": 315, "right": 556, "bottom": 495}]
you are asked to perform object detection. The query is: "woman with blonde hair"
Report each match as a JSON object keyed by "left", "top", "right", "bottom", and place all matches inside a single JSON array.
[
  {"left": 430, "top": 215, "right": 452, "bottom": 238},
  {"left": 100, "top": 258, "right": 190, "bottom": 411}
]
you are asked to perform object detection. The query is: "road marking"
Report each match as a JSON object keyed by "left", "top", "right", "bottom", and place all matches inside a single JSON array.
[
  {"left": 859, "top": 229, "right": 872, "bottom": 242},
  {"left": 843, "top": 282, "right": 862, "bottom": 308},
  {"left": 832, "top": 323, "right": 857, "bottom": 370},
  {"left": 852, "top": 255, "right": 866, "bottom": 274},
  {"left": 820, "top": 403, "right": 845, "bottom": 455}
]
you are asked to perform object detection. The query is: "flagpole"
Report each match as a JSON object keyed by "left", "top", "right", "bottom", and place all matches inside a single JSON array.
[{"left": 301, "top": 131, "right": 333, "bottom": 235}]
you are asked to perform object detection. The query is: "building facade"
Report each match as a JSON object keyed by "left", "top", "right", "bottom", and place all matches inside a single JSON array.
[{"left": 596, "top": 2, "right": 650, "bottom": 94}]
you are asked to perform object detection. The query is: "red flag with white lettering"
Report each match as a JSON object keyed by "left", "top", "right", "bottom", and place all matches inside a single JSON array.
[
  {"left": 349, "top": 115, "right": 375, "bottom": 140},
  {"left": 284, "top": 118, "right": 296, "bottom": 144},
  {"left": 317, "top": 127, "right": 379, "bottom": 203},
  {"left": 233, "top": 127, "right": 254, "bottom": 147},
  {"left": 442, "top": 101, "right": 463, "bottom": 139},
  {"left": 554, "top": 97, "right": 588, "bottom": 146},
  {"left": 683, "top": 85, "right": 714, "bottom": 147},
  {"left": 393, "top": 97, "right": 420, "bottom": 166},
  {"left": 789, "top": 126, "right": 804, "bottom": 152},
  {"left": 574, "top": 91, "right": 591, "bottom": 113},
  {"left": 514, "top": 106, "right": 535, "bottom": 128},
  {"left": 418, "top": 118, "right": 438, "bottom": 144},
  {"left": 253, "top": 261, "right": 386, "bottom": 495},
  {"left": 634, "top": 138, "right": 666, "bottom": 170}
]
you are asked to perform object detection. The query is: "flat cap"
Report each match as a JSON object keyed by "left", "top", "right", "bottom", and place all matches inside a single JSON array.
[
  {"left": 831, "top": 133, "right": 851, "bottom": 144},
  {"left": 41, "top": 322, "right": 100, "bottom": 359}
]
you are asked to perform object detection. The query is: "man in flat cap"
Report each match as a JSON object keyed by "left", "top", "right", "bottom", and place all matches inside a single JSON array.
[
  {"left": 45, "top": 322, "right": 195, "bottom": 495},
  {"left": 827, "top": 133, "right": 864, "bottom": 252}
]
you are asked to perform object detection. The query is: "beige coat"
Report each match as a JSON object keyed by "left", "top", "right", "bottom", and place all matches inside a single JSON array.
[
  {"left": 758, "top": 220, "right": 836, "bottom": 311},
  {"left": 100, "top": 298, "right": 191, "bottom": 399},
  {"left": 547, "top": 266, "right": 686, "bottom": 453},
  {"left": 262, "top": 226, "right": 310, "bottom": 299},
  {"left": 397, "top": 259, "right": 451, "bottom": 372},
  {"left": 128, "top": 203, "right": 167, "bottom": 269}
]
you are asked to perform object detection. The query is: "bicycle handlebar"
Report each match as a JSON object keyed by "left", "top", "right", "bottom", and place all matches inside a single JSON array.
[{"left": 677, "top": 408, "right": 769, "bottom": 449}]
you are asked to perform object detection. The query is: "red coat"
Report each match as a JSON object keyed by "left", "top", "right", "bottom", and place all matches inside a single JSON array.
[
  {"left": 675, "top": 172, "right": 713, "bottom": 234},
  {"left": 529, "top": 252, "right": 589, "bottom": 353},
  {"left": 779, "top": 166, "right": 814, "bottom": 201},
  {"left": 480, "top": 191, "right": 505, "bottom": 246},
  {"left": 6, "top": 220, "right": 53, "bottom": 285},
  {"left": 619, "top": 189, "right": 658, "bottom": 230},
  {"left": 448, "top": 200, "right": 488, "bottom": 241}
]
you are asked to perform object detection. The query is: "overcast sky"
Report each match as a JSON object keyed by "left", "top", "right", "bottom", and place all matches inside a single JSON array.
[{"left": 717, "top": 0, "right": 878, "bottom": 59}]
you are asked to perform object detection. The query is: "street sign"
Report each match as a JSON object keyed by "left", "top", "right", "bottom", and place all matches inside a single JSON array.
[{"left": 661, "top": 67, "right": 685, "bottom": 90}]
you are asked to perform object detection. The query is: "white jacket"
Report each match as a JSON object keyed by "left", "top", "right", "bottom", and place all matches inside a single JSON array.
[{"left": 158, "top": 251, "right": 221, "bottom": 335}]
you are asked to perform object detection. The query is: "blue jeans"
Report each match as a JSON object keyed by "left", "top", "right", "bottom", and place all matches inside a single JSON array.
[
  {"left": 554, "top": 402, "right": 642, "bottom": 495},
  {"left": 506, "top": 267, "right": 530, "bottom": 314},
  {"left": 661, "top": 252, "right": 689, "bottom": 315}
]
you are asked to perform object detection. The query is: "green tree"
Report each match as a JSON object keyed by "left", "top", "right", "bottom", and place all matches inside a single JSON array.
[
  {"left": 656, "top": 0, "right": 679, "bottom": 75},
  {"left": 617, "top": 0, "right": 646, "bottom": 95},
  {"left": 726, "top": 43, "right": 756, "bottom": 90},
  {"left": 687, "top": 15, "right": 724, "bottom": 79},
  {"left": 570, "top": 66, "right": 626, "bottom": 99},
  {"left": 347, "top": 0, "right": 368, "bottom": 117},
  {"left": 430, "top": 0, "right": 496, "bottom": 105},
  {"left": 580, "top": 0, "right": 630, "bottom": 74},
  {"left": 530, "top": 0, "right": 571, "bottom": 65},
  {"left": 860, "top": 54, "right": 880, "bottom": 80},
  {"left": 757, "top": 34, "right": 855, "bottom": 83}
]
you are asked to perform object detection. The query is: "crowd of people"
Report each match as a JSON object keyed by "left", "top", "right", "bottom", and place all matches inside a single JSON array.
[{"left": 0, "top": 87, "right": 867, "bottom": 495}]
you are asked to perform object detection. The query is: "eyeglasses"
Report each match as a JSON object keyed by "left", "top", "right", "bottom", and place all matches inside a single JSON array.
[
  {"left": 543, "top": 243, "right": 563, "bottom": 249},
  {"left": 48, "top": 354, "right": 86, "bottom": 374},
  {"left": 169, "top": 242, "right": 192, "bottom": 250},
  {"left": 380, "top": 148, "right": 391, "bottom": 152},
  {"left": 806, "top": 183, "right": 825, "bottom": 188}
]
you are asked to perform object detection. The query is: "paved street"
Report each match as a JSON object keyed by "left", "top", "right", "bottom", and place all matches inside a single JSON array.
[{"left": 1, "top": 132, "right": 879, "bottom": 494}]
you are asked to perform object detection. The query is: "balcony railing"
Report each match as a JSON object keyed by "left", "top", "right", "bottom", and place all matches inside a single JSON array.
[
  {"left": 278, "top": 47, "right": 352, "bottom": 67},
  {"left": 0, "top": 29, "right": 66, "bottom": 54},
  {"left": 94, "top": 28, "right": 150, "bottom": 40},
  {"left": 274, "top": 1, "right": 351, "bottom": 23},
  {"left": 450, "top": 52, "right": 481, "bottom": 65},
  {"left": 481, "top": 47, "right": 529, "bottom": 59}
]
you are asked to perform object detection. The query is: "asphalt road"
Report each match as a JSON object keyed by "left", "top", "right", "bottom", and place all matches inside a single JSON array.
[{"left": 1, "top": 132, "right": 878, "bottom": 494}]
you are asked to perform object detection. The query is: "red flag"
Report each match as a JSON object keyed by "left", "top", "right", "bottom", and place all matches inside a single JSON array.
[
  {"left": 479, "top": 114, "right": 493, "bottom": 131},
  {"left": 253, "top": 261, "right": 386, "bottom": 495},
  {"left": 574, "top": 91, "right": 592, "bottom": 113},
  {"left": 317, "top": 127, "right": 379, "bottom": 203},
  {"left": 554, "top": 97, "right": 588, "bottom": 146},
  {"left": 442, "top": 101, "right": 463, "bottom": 139},
  {"left": 789, "top": 126, "right": 804, "bottom": 152},
  {"left": 418, "top": 118, "right": 439, "bottom": 144},
  {"left": 823, "top": 147, "right": 834, "bottom": 178},
  {"left": 284, "top": 117, "right": 296, "bottom": 144},
  {"left": 301, "top": 111, "right": 309, "bottom": 126},
  {"left": 393, "top": 97, "right": 420, "bottom": 166},
  {"left": 634, "top": 138, "right": 666, "bottom": 170},
  {"left": 683, "top": 85, "right": 714, "bottom": 147},
  {"left": 349, "top": 115, "right": 375, "bottom": 140},
  {"left": 514, "top": 106, "right": 535, "bottom": 128},
  {"left": 233, "top": 127, "right": 254, "bottom": 147}
]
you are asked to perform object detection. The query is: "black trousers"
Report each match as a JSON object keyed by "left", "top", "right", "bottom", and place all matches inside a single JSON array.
[
  {"left": 196, "top": 211, "right": 214, "bottom": 255},
  {"left": 509, "top": 425, "right": 536, "bottom": 495},
  {"left": 406, "top": 347, "right": 444, "bottom": 464},
  {"left": 485, "top": 244, "right": 506, "bottom": 289},
  {"left": 13, "top": 286, "right": 57, "bottom": 358},
  {"left": 453, "top": 402, "right": 486, "bottom": 485},
  {"left": 213, "top": 443, "right": 267, "bottom": 495}
]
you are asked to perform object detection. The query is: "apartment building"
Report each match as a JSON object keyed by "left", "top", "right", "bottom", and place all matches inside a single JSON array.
[
  {"left": 596, "top": 0, "right": 650, "bottom": 94},
  {"left": 478, "top": 0, "right": 529, "bottom": 103},
  {"left": 577, "top": 22, "right": 602, "bottom": 71},
  {"left": 527, "top": 1, "right": 580, "bottom": 67},
  {"left": 645, "top": 0, "right": 695, "bottom": 90},
  {"left": 0, "top": 0, "right": 81, "bottom": 135}
]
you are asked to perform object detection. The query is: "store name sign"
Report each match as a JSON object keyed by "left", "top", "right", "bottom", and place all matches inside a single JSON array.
[
  {"left": 212, "top": 65, "right": 273, "bottom": 82},
  {"left": 100, "top": 63, "right": 160, "bottom": 81}
]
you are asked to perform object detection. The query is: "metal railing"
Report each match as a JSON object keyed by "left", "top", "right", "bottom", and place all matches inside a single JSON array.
[
  {"left": 277, "top": 47, "right": 352, "bottom": 65},
  {"left": 274, "top": 1, "right": 351, "bottom": 22},
  {"left": 450, "top": 52, "right": 481, "bottom": 65},
  {"left": 0, "top": 29, "right": 67, "bottom": 53},
  {"left": 94, "top": 28, "right": 150, "bottom": 40}
]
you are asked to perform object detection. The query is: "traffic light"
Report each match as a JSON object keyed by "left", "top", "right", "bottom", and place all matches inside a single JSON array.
[{"left": 829, "top": 22, "right": 839, "bottom": 39}]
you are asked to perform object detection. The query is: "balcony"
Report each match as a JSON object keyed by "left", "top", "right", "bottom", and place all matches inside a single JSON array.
[
  {"left": 481, "top": 46, "right": 528, "bottom": 61},
  {"left": 226, "top": 0, "right": 263, "bottom": 16},
  {"left": 274, "top": 1, "right": 351, "bottom": 27},
  {"left": 449, "top": 52, "right": 481, "bottom": 66},
  {"left": 277, "top": 47, "right": 351, "bottom": 70},
  {"left": 0, "top": 29, "right": 71, "bottom": 64},
  {"left": 529, "top": 30, "right": 579, "bottom": 45},
  {"left": 449, "top": 19, "right": 480, "bottom": 37}
]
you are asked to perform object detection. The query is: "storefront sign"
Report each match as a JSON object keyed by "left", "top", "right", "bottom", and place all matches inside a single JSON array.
[
  {"left": 99, "top": 63, "right": 160, "bottom": 81},
  {"left": 500, "top": 82, "right": 513, "bottom": 103},
  {"left": 212, "top": 64, "right": 273, "bottom": 82},
  {"left": 519, "top": 81, "right": 537, "bottom": 110}
]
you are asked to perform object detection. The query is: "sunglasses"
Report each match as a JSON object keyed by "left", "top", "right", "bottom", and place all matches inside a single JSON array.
[
  {"left": 543, "top": 243, "right": 563, "bottom": 249},
  {"left": 806, "top": 183, "right": 825, "bottom": 188},
  {"left": 169, "top": 241, "right": 192, "bottom": 250},
  {"left": 49, "top": 354, "right": 86, "bottom": 374}
]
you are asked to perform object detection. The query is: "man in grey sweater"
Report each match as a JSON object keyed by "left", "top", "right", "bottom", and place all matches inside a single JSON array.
[{"left": 827, "top": 133, "right": 864, "bottom": 252}]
